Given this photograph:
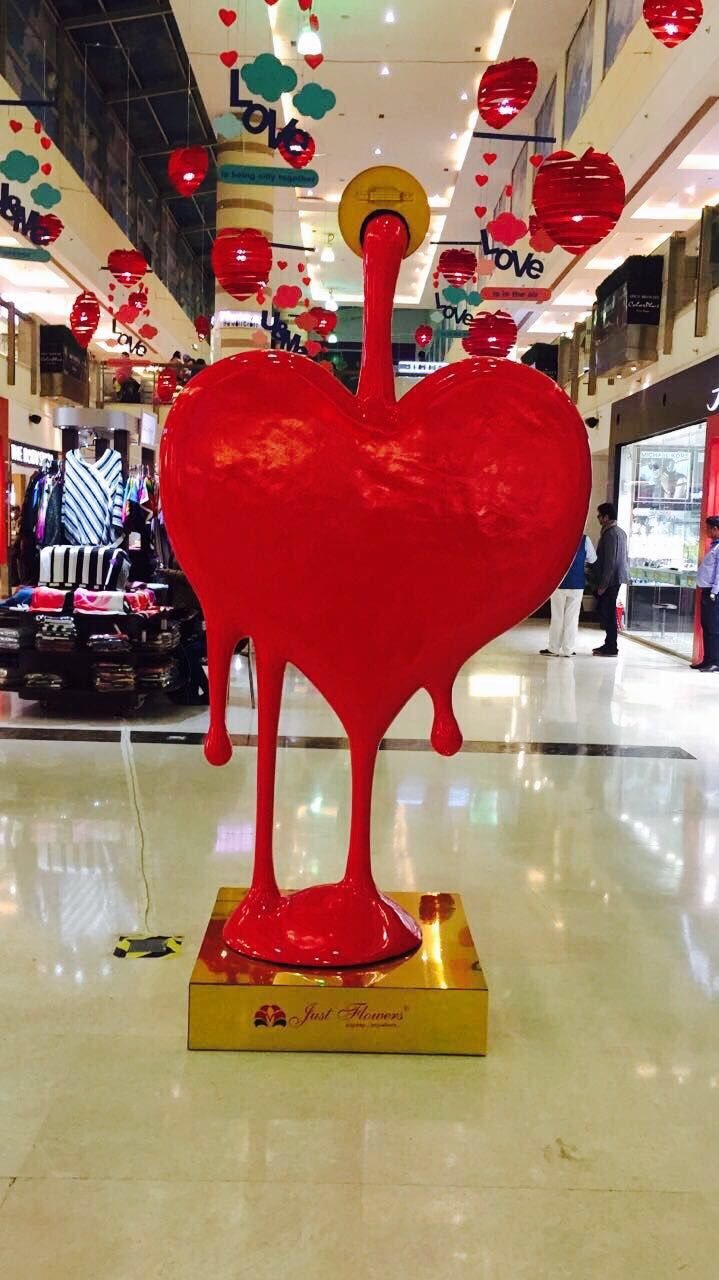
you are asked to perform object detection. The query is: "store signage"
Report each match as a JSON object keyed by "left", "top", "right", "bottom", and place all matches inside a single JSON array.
[
  {"left": 217, "top": 163, "right": 318, "bottom": 189},
  {"left": 0, "top": 182, "right": 50, "bottom": 247},
  {"left": 434, "top": 292, "right": 475, "bottom": 329},
  {"left": 111, "top": 320, "right": 147, "bottom": 357},
  {"left": 261, "top": 307, "right": 312, "bottom": 356},
  {"left": 707, "top": 388, "right": 719, "bottom": 413},
  {"left": 215, "top": 309, "right": 262, "bottom": 329},
  {"left": 227, "top": 86, "right": 302, "bottom": 151},
  {"left": 140, "top": 413, "right": 157, "bottom": 449},
  {"left": 481, "top": 286, "right": 551, "bottom": 302},
  {"left": 11, "top": 441, "right": 56, "bottom": 468},
  {"left": 397, "top": 361, "right": 447, "bottom": 377},
  {"left": 0, "top": 244, "right": 50, "bottom": 263},
  {"left": 477, "top": 229, "right": 545, "bottom": 279}
]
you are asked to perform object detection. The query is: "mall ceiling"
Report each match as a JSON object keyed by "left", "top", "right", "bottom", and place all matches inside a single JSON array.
[{"left": 51, "top": 0, "right": 217, "bottom": 259}]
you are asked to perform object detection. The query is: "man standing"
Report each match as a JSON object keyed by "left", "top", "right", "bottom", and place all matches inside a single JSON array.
[
  {"left": 693, "top": 515, "right": 719, "bottom": 672},
  {"left": 540, "top": 533, "right": 597, "bottom": 657},
  {"left": 593, "top": 502, "right": 629, "bottom": 657}
]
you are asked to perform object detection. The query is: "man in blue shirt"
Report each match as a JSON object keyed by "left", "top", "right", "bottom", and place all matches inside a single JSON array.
[
  {"left": 693, "top": 515, "right": 719, "bottom": 672},
  {"left": 540, "top": 533, "right": 597, "bottom": 657}
]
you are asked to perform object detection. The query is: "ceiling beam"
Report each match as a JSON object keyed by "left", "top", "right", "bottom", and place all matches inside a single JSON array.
[
  {"left": 62, "top": 4, "right": 172, "bottom": 29},
  {"left": 106, "top": 85, "right": 184, "bottom": 106}
]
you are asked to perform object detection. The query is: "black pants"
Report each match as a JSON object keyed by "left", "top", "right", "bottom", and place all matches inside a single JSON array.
[
  {"left": 700, "top": 589, "right": 719, "bottom": 666},
  {"left": 596, "top": 586, "right": 620, "bottom": 651}
]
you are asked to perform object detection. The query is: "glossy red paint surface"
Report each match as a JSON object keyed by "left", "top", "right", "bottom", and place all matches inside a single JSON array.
[{"left": 161, "top": 210, "right": 591, "bottom": 967}]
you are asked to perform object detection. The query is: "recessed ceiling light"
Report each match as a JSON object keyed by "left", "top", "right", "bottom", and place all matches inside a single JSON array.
[
  {"left": 460, "top": 91, "right": 469, "bottom": 101},
  {"left": 374, "top": 146, "right": 382, "bottom": 156},
  {"left": 380, "top": 64, "right": 390, "bottom": 76},
  {"left": 450, "top": 132, "right": 458, "bottom": 140}
]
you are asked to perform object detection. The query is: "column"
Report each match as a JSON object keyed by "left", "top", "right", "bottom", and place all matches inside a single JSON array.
[{"left": 213, "top": 134, "right": 275, "bottom": 362}]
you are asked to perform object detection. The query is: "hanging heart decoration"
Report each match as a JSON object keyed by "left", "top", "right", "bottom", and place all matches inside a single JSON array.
[
  {"left": 220, "top": 51, "right": 238, "bottom": 68},
  {"left": 462, "top": 310, "right": 517, "bottom": 358},
  {"left": 40, "top": 162, "right": 52, "bottom": 175},
  {"left": 483, "top": 153, "right": 497, "bottom": 165},
  {"left": 40, "top": 136, "right": 51, "bottom": 150},
  {"left": 307, "top": 306, "right": 337, "bottom": 336},
  {"left": 532, "top": 148, "right": 625, "bottom": 255},
  {"left": 277, "top": 260, "right": 288, "bottom": 270},
  {"left": 302, "top": 275, "right": 311, "bottom": 286},
  {"left": 34, "top": 121, "right": 41, "bottom": 134},
  {"left": 304, "top": 53, "right": 324, "bottom": 71},
  {"left": 127, "top": 285, "right": 148, "bottom": 314},
  {"left": 139, "top": 324, "right": 158, "bottom": 340},
  {"left": 305, "top": 340, "right": 323, "bottom": 358},
  {"left": 211, "top": 227, "right": 273, "bottom": 301},
  {"left": 505, "top": 184, "right": 513, "bottom": 197},
  {"left": 107, "top": 248, "right": 149, "bottom": 287},
  {"left": 438, "top": 248, "right": 477, "bottom": 287},
  {"left": 475, "top": 174, "right": 489, "bottom": 187},
  {"left": 195, "top": 314, "right": 212, "bottom": 343},
  {"left": 218, "top": 7, "right": 237, "bottom": 24},
  {"left": 474, "top": 205, "right": 487, "bottom": 218},
  {"left": 298, "top": 0, "right": 313, "bottom": 9},
  {"left": 530, "top": 154, "right": 544, "bottom": 169},
  {"left": 69, "top": 291, "right": 100, "bottom": 348},
  {"left": 156, "top": 368, "right": 177, "bottom": 405},
  {"left": 415, "top": 325, "right": 434, "bottom": 348},
  {"left": 35, "top": 213, "right": 64, "bottom": 245},
  {"left": 478, "top": 57, "right": 538, "bottom": 130},
  {"left": 168, "top": 145, "right": 209, "bottom": 198},
  {"left": 642, "top": 0, "right": 703, "bottom": 46},
  {"left": 278, "top": 128, "right": 316, "bottom": 169},
  {"left": 9, "top": 120, "right": 22, "bottom": 133},
  {"left": 274, "top": 284, "right": 303, "bottom": 309}
]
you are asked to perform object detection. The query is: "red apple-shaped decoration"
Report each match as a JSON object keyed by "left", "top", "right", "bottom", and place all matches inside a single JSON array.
[
  {"left": 438, "top": 248, "right": 477, "bottom": 287},
  {"left": 69, "top": 291, "right": 100, "bottom": 348},
  {"left": 306, "top": 306, "right": 337, "bottom": 336},
  {"left": 462, "top": 310, "right": 517, "bottom": 357},
  {"left": 195, "top": 314, "right": 212, "bottom": 342},
  {"left": 477, "top": 57, "right": 538, "bottom": 130},
  {"left": 532, "top": 148, "right": 625, "bottom": 255},
  {"left": 415, "top": 324, "right": 433, "bottom": 348},
  {"left": 168, "top": 145, "right": 210, "bottom": 197},
  {"left": 34, "top": 213, "right": 64, "bottom": 246},
  {"left": 107, "top": 248, "right": 148, "bottom": 287},
  {"left": 211, "top": 227, "right": 273, "bottom": 301},
  {"left": 156, "top": 367, "right": 177, "bottom": 404},
  {"left": 277, "top": 126, "right": 316, "bottom": 169},
  {"left": 643, "top": 0, "right": 702, "bottom": 46},
  {"left": 159, "top": 205, "right": 590, "bottom": 968}
]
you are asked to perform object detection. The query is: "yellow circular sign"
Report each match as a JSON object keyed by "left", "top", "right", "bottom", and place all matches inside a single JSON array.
[{"left": 338, "top": 166, "right": 430, "bottom": 259}]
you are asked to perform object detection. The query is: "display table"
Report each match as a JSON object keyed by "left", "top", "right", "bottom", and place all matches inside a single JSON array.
[{"left": 188, "top": 888, "right": 488, "bottom": 1056}]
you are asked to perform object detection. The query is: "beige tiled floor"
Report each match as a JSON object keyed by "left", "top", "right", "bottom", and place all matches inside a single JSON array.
[{"left": 1, "top": 624, "right": 719, "bottom": 1276}]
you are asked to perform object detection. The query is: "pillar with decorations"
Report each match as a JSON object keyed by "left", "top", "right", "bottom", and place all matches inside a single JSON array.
[{"left": 212, "top": 133, "right": 275, "bottom": 363}]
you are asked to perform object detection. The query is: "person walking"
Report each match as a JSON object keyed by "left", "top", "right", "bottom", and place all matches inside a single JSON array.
[
  {"left": 692, "top": 515, "right": 719, "bottom": 672},
  {"left": 593, "top": 502, "right": 629, "bottom": 657},
  {"left": 540, "top": 533, "right": 597, "bottom": 657}
]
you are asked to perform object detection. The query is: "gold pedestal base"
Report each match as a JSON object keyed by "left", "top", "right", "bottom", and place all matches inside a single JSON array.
[{"left": 188, "top": 889, "right": 488, "bottom": 1055}]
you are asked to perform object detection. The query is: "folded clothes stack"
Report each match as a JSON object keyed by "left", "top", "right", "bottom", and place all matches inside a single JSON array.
[
  {"left": 29, "top": 587, "right": 73, "bottom": 613},
  {"left": 92, "top": 662, "right": 136, "bottom": 692},
  {"left": 140, "top": 623, "right": 180, "bottom": 652},
  {"left": 0, "top": 627, "right": 33, "bottom": 650},
  {"left": 25, "top": 671, "right": 66, "bottom": 691},
  {"left": 35, "top": 616, "right": 78, "bottom": 652},
  {"left": 74, "top": 589, "right": 126, "bottom": 614},
  {"left": 86, "top": 631, "right": 132, "bottom": 654},
  {"left": 136, "top": 659, "right": 180, "bottom": 689}
]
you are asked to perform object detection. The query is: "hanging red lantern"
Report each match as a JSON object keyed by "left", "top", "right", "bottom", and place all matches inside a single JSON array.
[
  {"left": 642, "top": 0, "right": 702, "bottom": 46},
  {"left": 532, "top": 148, "right": 625, "bottom": 256},
  {"left": 69, "top": 291, "right": 100, "bottom": 349},
  {"left": 477, "top": 58, "right": 538, "bottom": 131},
  {"left": 127, "top": 284, "right": 148, "bottom": 314},
  {"left": 462, "top": 311, "right": 517, "bottom": 358},
  {"left": 168, "top": 145, "right": 210, "bottom": 197},
  {"left": 34, "top": 213, "right": 64, "bottom": 246},
  {"left": 415, "top": 325, "right": 433, "bottom": 349},
  {"left": 107, "top": 248, "right": 148, "bottom": 287},
  {"left": 195, "top": 314, "right": 211, "bottom": 342},
  {"left": 277, "top": 126, "right": 316, "bottom": 170},
  {"left": 437, "top": 248, "right": 477, "bottom": 288},
  {"left": 306, "top": 306, "right": 337, "bottom": 336},
  {"left": 211, "top": 227, "right": 273, "bottom": 301},
  {"left": 156, "top": 368, "right": 177, "bottom": 404}
]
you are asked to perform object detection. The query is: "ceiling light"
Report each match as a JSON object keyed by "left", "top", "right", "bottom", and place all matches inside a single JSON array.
[
  {"left": 679, "top": 154, "right": 719, "bottom": 170},
  {"left": 374, "top": 147, "right": 382, "bottom": 156},
  {"left": 380, "top": 65, "right": 390, "bottom": 76},
  {"left": 384, "top": 8, "right": 396, "bottom": 22},
  {"left": 328, "top": 333, "right": 338, "bottom": 344},
  {"left": 460, "top": 91, "right": 469, "bottom": 101},
  {"left": 450, "top": 132, "right": 458, "bottom": 140},
  {"left": 297, "top": 26, "right": 322, "bottom": 56},
  {"left": 321, "top": 245, "right": 335, "bottom": 263},
  {"left": 326, "top": 299, "right": 338, "bottom": 312}
]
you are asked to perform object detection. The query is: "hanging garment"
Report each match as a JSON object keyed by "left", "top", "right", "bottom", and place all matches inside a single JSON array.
[
  {"left": 62, "top": 449, "right": 124, "bottom": 546},
  {"left": 41, "top": 477, "right": 64, "bottom": 547}
]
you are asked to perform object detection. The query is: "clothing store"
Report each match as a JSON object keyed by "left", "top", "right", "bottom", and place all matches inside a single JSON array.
[{"left": 0, "top": 407, "right": 207, "bottom": 710}]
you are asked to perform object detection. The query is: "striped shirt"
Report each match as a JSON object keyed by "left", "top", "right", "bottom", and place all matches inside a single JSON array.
[{"left": 62, "top": 449, "right": 124, "bottom": 546}]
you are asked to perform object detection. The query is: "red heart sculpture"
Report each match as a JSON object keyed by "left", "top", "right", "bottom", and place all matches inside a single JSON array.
[
  {"left": 475, "top": 174, "right": 489, "bottom": 187},
  {"left": 220, "top": 50, "right": 238, "bottom": 67},
  {"left": 9, "top": 120, "right": 22, "bottom": 133},
  {"left": 160, "top": 207, "right": 590, "bottom": 967},
  {"left": 532, "top": 148, "right": 625, "bottom": 255},
  {"left": 40, "top": 136, "right": 51, "bottom": 150},
  {"left": 483, "top": 152, "right": 497, "bottom": 165},
  {"left": 40, "top": 162, "right": 52, "bottom": 175},
  {"left": 218, "top": 7, "right": 237, "bottom": 24}
]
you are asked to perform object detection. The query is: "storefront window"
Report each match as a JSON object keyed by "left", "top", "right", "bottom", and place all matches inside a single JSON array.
[{"left": 618, "top": 421, "right": 706, "bottom": 658}]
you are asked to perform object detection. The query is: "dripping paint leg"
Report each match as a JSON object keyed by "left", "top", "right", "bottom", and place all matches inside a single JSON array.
[
  {"left": 342, "top": 732, "right": 380, "bottom": 894},
  {"left": 251, "top": 648, "right": 285, "bottom": 901},
  {"left": 204, "top": 615, "right": 237, "bottom": 767}
]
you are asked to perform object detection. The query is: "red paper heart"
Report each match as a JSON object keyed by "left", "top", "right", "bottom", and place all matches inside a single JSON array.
[
  {"left": 218, "top": 7, "right": 237, "bottom": 24},
  {"left": 9, "top": 120, "right": 22, "bottom": 133},
  {"left": 530, "top": 154, "right": 543, "bottom": 168},
  {"left": 297, "top": 263, "right": 305, "bottom": 272},
  {"left": 304, "top": 53, "right": 324, "bottom": 70},
  {"left": 305, "top": 339, "right": 323, "bottom": 357},
  {"left": 475, "top": 174, "right": 489, "bottom": 187},
  {"left": 220, "top": 50, "right": 238, "bottom": 67},
  {"left": 302, "top": 275, "right": 311, "bottom": 285},
  {"left": 474, "top": 205, "right": 487, "bottom": 218},
  {"left": 277, "top": 260, "right": 288, "bottom": 270},
  {"left": 159, "top": 213, "right": 590, "bottom": 969},
  {"left": 483, "top": 152, "right": 497, "bottom": 165},
  {"left": 298, "top": 0, "right": 312, "bottom": 8},
  {"left": 40, "top": 137, "right": 51, "bottom": 150},
  {"left": 34, "top": 121, "right": 42, "bottom": 134},
  {"left": 40, "top": 162, "right": 51, "bottom": 175},
  {"left": 505, "top": 184, "right": 513, "bottom": 197}
]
